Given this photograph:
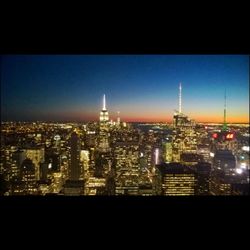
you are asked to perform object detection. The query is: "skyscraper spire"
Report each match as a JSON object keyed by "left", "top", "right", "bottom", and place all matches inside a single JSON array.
[
  {"left": 117, "top": 111, "right": 120, "bottom": 125},
  {"left": 100, "top": 94, "right": 109, "bottom": 122},
  {"left": 103, "top": 94, "right": 106, "bottom": 110},
  {"left": 179, "top": 82, "right": 182, "bottom": 113},
  {"left": 222, "top": 89, "right": 227, "bottom": 131}
]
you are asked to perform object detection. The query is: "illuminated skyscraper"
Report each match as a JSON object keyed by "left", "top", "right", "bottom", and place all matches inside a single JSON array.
[
  {"left": 98, "top": 94, "right": 110, "bottom": 152},
  {"left": 210, "top": 91, "right": 237, "bottom": 153},
  {"left": 156, "top": 163, "right": 197, "bottom": 196},
  {"left": 163, "top": 138, "right": 172, "bottom": 163},
  {"left": 25, "top": 148, "right": 45, "bottom": 180},
  {"left": 12, "top": 150, "right": 26, "bottom": 180},
  {"left": 53, "top": 134, "right": 61, "bottom": 152},
  {"left": 172, "top": 83, "right": 197, "bottom": 162},
  {"left": 20, "top": 158, "right": 37, "bottom": 195},
  {"left": 100, "top": 94, "right": 109, "bottom": 122},
  {"left": 80, "top": 150, "right": 90, "bottom": 180},
  {"left": 154, "top": 148, "right": 160, "bottom": 165},
  {"left": 114, "top": 141, "right": 140, "bottom": 195}
]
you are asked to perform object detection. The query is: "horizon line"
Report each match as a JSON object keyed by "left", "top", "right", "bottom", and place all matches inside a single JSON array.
[{"left": 1, "top": 120, "right": 249, "bottom": 124}]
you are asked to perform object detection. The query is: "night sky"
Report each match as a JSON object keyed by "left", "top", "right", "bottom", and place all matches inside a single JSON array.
[{"left": 1, "top": 55, "right": 249, "bottom": 123}]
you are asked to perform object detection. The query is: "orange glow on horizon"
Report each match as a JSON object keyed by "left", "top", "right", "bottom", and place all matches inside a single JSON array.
[
  {"left": 114, "top": 113, "right": 249, "bottom": 123},
  {"left": 56, "top": 110, "right": 249, "bottom": 124},
  {"left": 192, "top": 115, "right": 249, "bottom": 124}
]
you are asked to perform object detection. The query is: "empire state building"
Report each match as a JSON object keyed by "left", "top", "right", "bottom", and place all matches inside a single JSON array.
[
  {"left": 100, "top": 94, "right": 109, "bottom": 122},
  {"left": 98, "top": 94, "right": 110, "bottom": 152}
]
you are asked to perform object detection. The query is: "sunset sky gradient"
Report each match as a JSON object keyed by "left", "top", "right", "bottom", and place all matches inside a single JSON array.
[{"left": 1, "top": 55, "right": 249, "bottom": 123}]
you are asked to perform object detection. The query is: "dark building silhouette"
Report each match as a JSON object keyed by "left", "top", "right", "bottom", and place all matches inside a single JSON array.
[
  {"left": 181, "top": 153, "right": 204, "bottom": 166},
  {"left": 195, "top": 162, "right": 211, "bottom": 195},
  {"left": 70, "top": 132, "right": 80, "bottom": 181},
  {"left": 40, "top": 162, "right": 49, "bottom": 181},
  {"left": 213, "top": 150, "right": 236, "bottom": 175}
]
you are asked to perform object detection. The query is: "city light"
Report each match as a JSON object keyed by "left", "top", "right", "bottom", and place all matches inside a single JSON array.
[
  {"left": 226, "top": 133, "right": 234, "bottom": 139},
  {"left": 235, "top": 168, "right": 243, "bottom": 174},
  {"left": 155, "top": 148, "right": 159, "bottom": 165},
  {"left": 1, "top": 55, "right": 249, "bottom": 196},
  {"left": 240, "top": 163, "right": 247, "bottom": 169},
  {"left": 210, "top": 152, "right": 215, "bottom": 157},
  {"left": 242, "top": 146, "right": 249, "bottom": 152}
]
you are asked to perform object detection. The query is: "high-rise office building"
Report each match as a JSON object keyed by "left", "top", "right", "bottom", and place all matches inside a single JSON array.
[
  {"left": 98, "top": 94, "right": 110, "bottom": 152},
  {"left": 197, "top": 144, "right": 210, "bottom": 163},
  {"left": 213, "top": 150, "right": 236, "bottom": 175},
  {"left": 11, "top": 149, "right": 26, "bottom": 180},
  {"left": 80, "top": 150, "right": 90, "bottom": 180},
  {"left": 163, "top": 138, "right": 172, "bottom": 163},
  {"left": 114, "top": 141, "right": 140, "bottom": 195},
  {"left": 63, "top": 132, "right": 84, "bottom": 195},
  {"left": 172, "top": 83, "right": 197, "bottom": 162},
  {"left": 45, "top": 150, "right": 61, "bottom": 172},
  {"left": 25, "top": 148, "right": 45, "bottom": 180},
  {"left": 211, "top": 92, "right": 237, "bottom": 153},
  {"left": 53, "top": 134, "right": 61, "bottom": 152},
  {"left": 20, "top": 158, "right": 37, "bottom": 195},
  {"left": 210, "top": 170, "right": 232, "bottom": 195},
  {"left": 156, "top": 162, "right": 197, "bottom": 195},
  {"left": 180, "top": 153, "right": 203, "bottom": 166}
]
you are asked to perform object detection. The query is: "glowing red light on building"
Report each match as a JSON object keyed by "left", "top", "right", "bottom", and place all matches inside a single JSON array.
[{"left": 212, "top": 133, "right": 218, "bottom": 138}]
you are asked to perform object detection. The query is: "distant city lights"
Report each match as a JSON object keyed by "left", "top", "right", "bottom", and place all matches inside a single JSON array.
[
  {"left": 210, "top": 152, "right": 215, "bottom": 157},
  {"left": 226, "top": 133, "right": 234, "bottom": 139},
  {"left": 1, "top": 56, "right": 249, "bottom": 197},
  {"left": 235, "top": 168, "right": 243, "bottom": 174},
  {"left": 242, "top": 146, "right": 249, "bottom": 152},
  {"left": 240, "top": 163, "right": 247, "bottom": 169}
]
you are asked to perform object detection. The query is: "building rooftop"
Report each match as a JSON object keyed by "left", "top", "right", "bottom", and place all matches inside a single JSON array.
[{"left": 156, "top": 162, "right": 195, "bottom": 175}]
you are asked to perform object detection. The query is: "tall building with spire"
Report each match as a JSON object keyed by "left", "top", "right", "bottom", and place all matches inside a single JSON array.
[
  {"left": 98, "top": 94, "right": 110, "bottom": 152},
  {"left": 100, "top": 94, "right": 109, "bottom": 122},
  {"left": 173, "top": 82, "right": 195, "bottom": 128},
  {"left": 211, "top": 90, "right": 237, "bottom": 152},
  {"left": 172, "top": 83, "right": 197, "bottom": 162}
]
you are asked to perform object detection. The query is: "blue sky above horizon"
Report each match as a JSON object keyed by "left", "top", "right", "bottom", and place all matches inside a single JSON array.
[{"left": 1, "top": 55, "right": 249, "bottom": 123}]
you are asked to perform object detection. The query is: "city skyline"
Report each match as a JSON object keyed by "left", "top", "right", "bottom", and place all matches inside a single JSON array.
[{"left": 1, "top": 55, "right": 249, "bottom": 123}]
